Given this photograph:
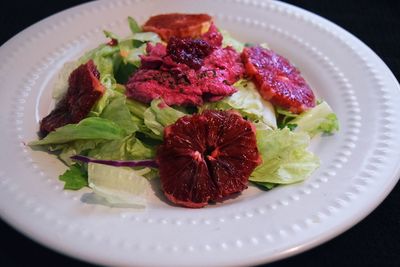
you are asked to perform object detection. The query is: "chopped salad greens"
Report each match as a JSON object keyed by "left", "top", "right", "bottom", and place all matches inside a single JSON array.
[{"left": 30, "top": 16, "right": 338, "bottom": 208}]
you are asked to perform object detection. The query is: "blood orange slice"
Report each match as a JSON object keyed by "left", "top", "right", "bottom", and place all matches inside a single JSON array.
[
  {"left": 142, "top": 13, "right": 212, "bottom": 41},
  {"left": 242, "top": 46, "right": 316, "bottom": 113},
  {"left": 40, "top": 60, "right": 105, "bottom": 136},
  {"left": 156, "top": 110, "right": 261, "bottom": 208}
]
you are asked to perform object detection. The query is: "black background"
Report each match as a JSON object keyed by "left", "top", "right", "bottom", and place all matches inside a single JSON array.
[{"left": 1, "top": 1, "right": 399, "bottom": 266}]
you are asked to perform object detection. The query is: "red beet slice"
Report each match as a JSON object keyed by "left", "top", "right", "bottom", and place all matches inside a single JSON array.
[
  {"left": 242, "top": 46, "right": 316, "bottom": 113},
  {"left": 156, "top": 110, "right": 261, "bottom": 208},
  {"left": 40, "top": 60, "right": 105, "bottom": 135}
]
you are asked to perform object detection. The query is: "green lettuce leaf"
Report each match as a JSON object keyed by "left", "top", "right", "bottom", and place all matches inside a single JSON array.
[
  {"left": 288, "top": 101, "right": 339, "bottom": 137},
  {"left": 220, "top": 29, "right": 245, "bottom": 52},
  {"left": 55, "top": 140, "right": 101, "bottom": 166},
  {"left": 125, "top": 98, "right": 149, "bottom": 119},
  {"left": 276, "top": 106, "right": 298, "bottom": 129},
  {"left": 89, "top": 87, "right": 123, "bottom": 117},
  {"left": 144, "top": 99, "right": 186, "bottom": 138},
  {"left": 79, "top": 29, "right": 153, "bottom": 85},
  {"left": 29, "top": 117, "right": 126, "bottom": 146},
  {"left": 88, "top": 134, "right": 155, "bottom": 160},
  {"left": 201, "top": 79, "right": 277, "bottom": 129},
  {"left": 116, "top": 37, "right": 153, "bottom": 83},
  {"left": 142, "top": 168, "right": 159, "bottom": 180},
  {"left": 79, "top": 44, "right": 120, "bottom": 79},
  {"left": 100, "top": 96, "right": 141, "bottom": 134},
  {"left": 103, "top": 30, "right": 120, "bottom": 41},
  {"left": 250, "top": 128, "right": 319, "bottom": 185},
  {"left": 129, "top": 32, "right": 161, "bottom": 43},
  {"left": 51, "top": 16, "right": 150, "bottom": 105},
  {"left": 128, "top": 16, "right": 142, "bottom": 33},
  {"left": 59, "top": 164, "right": 88, "bottom": 190},
  {"left": 253, "top": 181, "right": 276, "bottom": 190},
  {"left": 123, "top": 43, "right": 146, "bottom": 67},
  {"left": 114, "top": 61, "right": 138, "bottom": 84},
  {"left": 88, "top": 163, "right": 150, "bottom": 208},
  {"left": 316, "top": 113, "right": 339, "bottom": 133}
]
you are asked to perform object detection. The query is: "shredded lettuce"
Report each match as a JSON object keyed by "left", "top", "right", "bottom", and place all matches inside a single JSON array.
[{"left": 250, "top": 128, "right": 320, "bottom": 186}]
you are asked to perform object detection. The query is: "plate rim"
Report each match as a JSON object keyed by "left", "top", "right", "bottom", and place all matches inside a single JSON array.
[{"left": 1, "top": 0, "right": 400, "bottom": 266}]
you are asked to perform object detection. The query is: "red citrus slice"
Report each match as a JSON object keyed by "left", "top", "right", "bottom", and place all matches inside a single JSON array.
[
  {"left": 143, "top": 13, "right": 212, "bottom": 42},
  {"left": 40, "top": 60, "right": 105, "bottom": 136},
  {"left": 242, "top": 46, "right": 316, "bottom": 113},
  {"left": 156, "top": 110, "right": 261, "bottom": 208}
]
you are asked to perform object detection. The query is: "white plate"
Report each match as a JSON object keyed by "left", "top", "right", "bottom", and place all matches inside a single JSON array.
[{"left": 1, "top": 0, "right": 400, "bottom": 266}]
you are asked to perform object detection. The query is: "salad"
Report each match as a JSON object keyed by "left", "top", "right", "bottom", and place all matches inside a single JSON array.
[{"left": 30, "top": 14, "right": 338, "bottom": 208}]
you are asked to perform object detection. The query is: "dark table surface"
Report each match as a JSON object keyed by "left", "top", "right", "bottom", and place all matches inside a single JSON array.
[{"left": 1, "top": 1, "right": 399, "bottom": 266}]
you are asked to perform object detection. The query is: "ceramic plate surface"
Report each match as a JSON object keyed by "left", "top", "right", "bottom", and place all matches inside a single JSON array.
[{"left": 0, "top": 0, "right": 400, "bottom": 266}]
